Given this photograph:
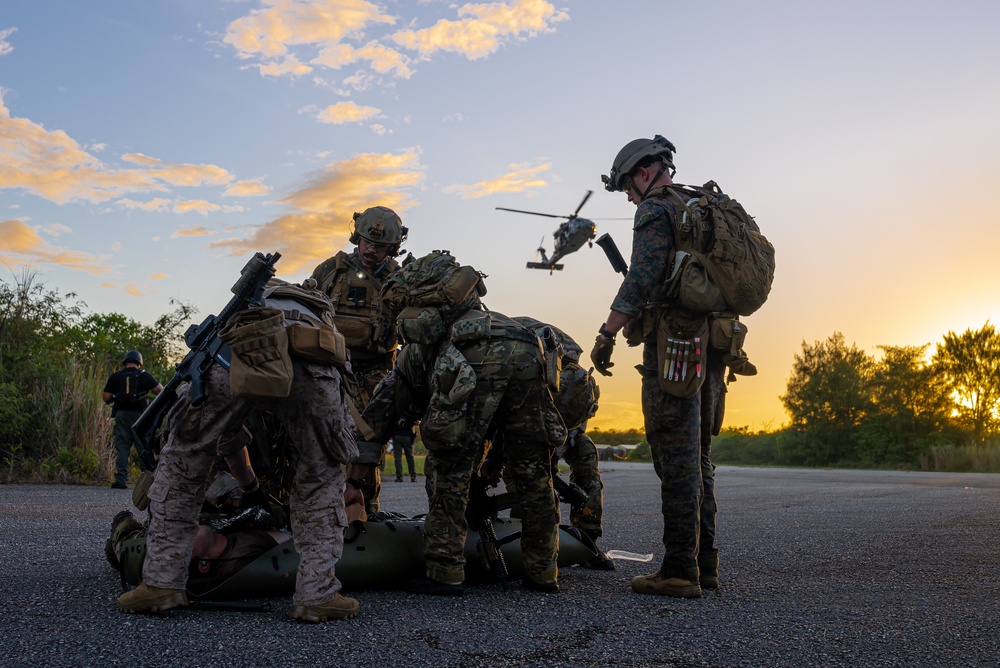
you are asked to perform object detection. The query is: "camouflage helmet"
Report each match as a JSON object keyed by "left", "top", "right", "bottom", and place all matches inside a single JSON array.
[
  {"left": 601, "top": 135, "right": 676, "bottom": 192},
  {"left": 122, "top": 350, "right": 143, "bottom": 366},
  {"left": 350, "top": 206, "right": 407, "bottom": 252}
]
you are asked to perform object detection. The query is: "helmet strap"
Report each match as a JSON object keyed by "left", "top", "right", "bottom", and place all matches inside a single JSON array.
[{"left": 639, "top": 162, "right": 667, "bottom": 199}]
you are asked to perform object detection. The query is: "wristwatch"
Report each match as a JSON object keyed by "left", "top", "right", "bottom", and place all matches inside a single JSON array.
[{"left": 598, "top": 323, "right": 616, "bottom": 339}]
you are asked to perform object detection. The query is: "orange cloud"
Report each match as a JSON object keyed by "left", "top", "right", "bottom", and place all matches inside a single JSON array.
[
  {"left": 171, "top": 225, "right": 216, "bottom": 238},
  {"left": 173, "top": 200, "right": 221, "bottom": 216},
  {"left": 224, "top": 0, "right": 406, "bottom": 76},
  {"left": 444, "top": 161, "right": 550, "bottom": 198},
  {"left": 392, "top": 0, "right": 568, "bottom": 60},
  {"left": 0, "top": 218, "right": 111, "bottom": 274},
  {"left": 223, "top": 179, "right": 271, "bottom": 197},
  {"left": 210, "top": 149, "right": 423, "bottom": 273},
  {"left": 316, "top": 101, "right": 381, "bottom": 124},
  {"left": 0, "top": 96, "right": 237, "bottom": 205}
]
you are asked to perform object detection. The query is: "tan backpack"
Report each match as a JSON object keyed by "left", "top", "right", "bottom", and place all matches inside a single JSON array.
[{"left": 664, "top": 181, "right": 775, "bottom": 317}]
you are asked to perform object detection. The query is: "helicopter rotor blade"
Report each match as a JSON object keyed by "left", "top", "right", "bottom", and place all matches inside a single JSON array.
[
  {"left": 496, "top": 207, "right": 567, "bottom": 220},
  {"left": 570, "top": 190, "right": 593, "bottom": 219}
]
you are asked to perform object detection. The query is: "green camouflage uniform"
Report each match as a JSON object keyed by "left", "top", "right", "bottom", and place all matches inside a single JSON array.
[
  {"left": 513, "top": 316, "right": 605, "bottom": 538},
  {"left": 612, "top": 185, "right": 727, "bottom": 580},
  {"left": 364, "top": 310, "right": 567, "bottom": 586},
  {"left": 310, "top": 249, "right": 399, "bottom": 513}
]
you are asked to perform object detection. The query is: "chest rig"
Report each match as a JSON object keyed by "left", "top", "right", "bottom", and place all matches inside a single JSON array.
[{"left": 317, "top": 251, "right": 398, "bottom": 361}]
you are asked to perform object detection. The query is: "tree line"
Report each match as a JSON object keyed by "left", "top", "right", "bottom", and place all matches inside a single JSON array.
[
  {"left": 3, "top": 270, "right": 999, "bottom": 480},
  {"left": 712, "top": 326, "right": 1000, "bottom": 472}
]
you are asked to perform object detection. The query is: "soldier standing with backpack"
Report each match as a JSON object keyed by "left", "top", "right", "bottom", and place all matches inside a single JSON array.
[
  {"left": 592, "top": 136, "right": 732, "bottom": 598},
  {"left": 102, "top": 350, "right": 163, "bottom": 489}
]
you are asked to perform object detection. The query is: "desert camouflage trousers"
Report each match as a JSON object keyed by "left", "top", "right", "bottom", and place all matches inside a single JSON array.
[
  {"left": 144, "top": 361, "right": 354, "bottom": 606},
  {"left": 641, "top": 339, "right": 726, "bottom": 578},
  {"left": 422, "top": 350, "right": 561, "bottom": 585},
  {"left": 562, "top": 430, "right": 604, "bottom": 536}
]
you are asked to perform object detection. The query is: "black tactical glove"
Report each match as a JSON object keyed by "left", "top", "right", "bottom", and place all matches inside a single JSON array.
[{"left": 591, "top": 330, "right": 616, "bottom": 377}]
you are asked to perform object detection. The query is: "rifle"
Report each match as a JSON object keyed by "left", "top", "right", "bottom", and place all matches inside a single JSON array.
[
  {"left": 595, "top": 233, "right": 629, "bottom": 276},
  {"left": 132, "top": 252, "right": 281, "bottom": 470},
  {"left": 466, "top": 472, "right": 509, "bottom": 588},
  {"left": 552, "top": 470, "right": 591, "bottom": 515}
]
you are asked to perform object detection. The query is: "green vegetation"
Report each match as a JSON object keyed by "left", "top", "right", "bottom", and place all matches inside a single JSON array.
[
  {"left": 4, "top": 272, "right": 1000, "bottom": 481},
  {"left": 0, "top": 271, "right": 193, "bottom": 483},
  {"left": 622, "top": 327, "right": 1000, "bottom": 473}
]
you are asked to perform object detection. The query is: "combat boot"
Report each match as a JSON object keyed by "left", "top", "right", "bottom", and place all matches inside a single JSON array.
[
  {"left": 579, "top": 529, "right": 616, "bottom": 571},
  {"left": 290, "top": 593, "right": 359, "bottom": 622},
  {"left": 698, "top": 551, "right": 719, "bottom": 590},
  {"left": 117, "top": 583, "right": 189, "bottom": 613},
  {"left": 630, "top": 568, "right": 702, "bottom": 598}
]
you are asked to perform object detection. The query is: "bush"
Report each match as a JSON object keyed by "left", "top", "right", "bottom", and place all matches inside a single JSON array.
[{"left": 627, "top": 441, "right": 651, "bottom": 461}]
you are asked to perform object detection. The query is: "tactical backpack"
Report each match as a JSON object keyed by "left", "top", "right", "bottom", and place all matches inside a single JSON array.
[
  {"left": 388, "top": 250, "right": 488, "bottom": 346},
  {"left": 219, "top": 279, "right": 347, "bottom": 399},
  {"left": 664, "top": 181, "right": 775, "bottom": 317}
]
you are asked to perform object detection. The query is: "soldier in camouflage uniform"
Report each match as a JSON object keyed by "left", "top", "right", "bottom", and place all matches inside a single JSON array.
[
  {"left": 310, "top": 206, "right": 408, "bottom": 514},
  {"left": 512, "top": 316, "right": 613, "bottom": 570},
  {"left": 592, "top": 136, "right": 727, "bottom": 598},
  {"left": 117, "top": 347, "right": 360, "bottom": 621},
  {"left": 362, "top": 251, "right": 567, "bottom": 595}
]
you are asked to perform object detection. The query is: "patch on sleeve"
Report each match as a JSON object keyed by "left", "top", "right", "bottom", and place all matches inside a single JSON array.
[{"left": 633, "top": 200, "right": 669, "bottom": 230}]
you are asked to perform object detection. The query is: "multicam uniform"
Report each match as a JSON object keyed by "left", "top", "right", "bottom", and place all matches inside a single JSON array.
[
  {"left": 364, "top": 293, "right": 567, "bottom": 586},
  {"left": 143, "top": 360, "right": 357, "bottom": 608},
  {"left": 513, "top": 316, "right": 604, "bottom": 539},
  {"left": 310, "top": 249, "right": 399, "bottom": 512},
  {"left": 613, "top": 185, "right": 727, "bottom": 582}
]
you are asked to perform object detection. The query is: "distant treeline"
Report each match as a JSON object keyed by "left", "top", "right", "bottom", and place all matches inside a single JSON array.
[
  {"left": 4, "top": 271, "right": 1000, "bottom": 482},
  {"left": 596, "top": 328, "right": 1000, "bottom": 473}
]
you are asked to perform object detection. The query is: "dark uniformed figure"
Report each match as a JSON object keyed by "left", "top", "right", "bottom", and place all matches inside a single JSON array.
[
  {"left": 512, "top": 316, "right": 613, "bottom": 570},
  {"left": 310, "top": 206, "right": 408, "bottom": 514},
  {"left": 392, "top": 422, "right": 418, "bottom": 482},
  {"left": 363, "top": 251, "right": 567, "bottom": 595},
  {"left": 102, "top": 350, "right": 163, "bottom": 488},
  {"left": 592, "top": 136, "right": 728, "bottom": 597}
]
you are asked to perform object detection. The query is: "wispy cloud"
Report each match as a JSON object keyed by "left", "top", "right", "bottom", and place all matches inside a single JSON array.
[
  {"left": 223, "top": 179, "right": 271, "bottom": 197},
  {"left": 0, "top": 27, "right": 15, "bottom": 57},
  {"left": 173, "top": 200, "right": 222, "bottom": 216},
  {"left": 0, "top": 218, "right": 111, "bottom": 274},
  {"left": 393, "top": 0, "right": 568, "bottom": 60},
  {"left": 223, "top": 0, "right": 567, "bottom": 83},
  {"left": 224, "top": 0, "right": 406, "bottom": 77},
  {"left": 0, "top": 95, "right": 238, "bottom": 205},
  {"left": 171, "top": 225, "right": 217, "bottom": 238},
  {"left": 444, "top": 161, "right": 550, "bottom": 199},
  {"left": 210, "top": 148, "right": 423, "bottom": 273},
  {"left": 316, "top": 101, "right": 381, "bottom": 124}
]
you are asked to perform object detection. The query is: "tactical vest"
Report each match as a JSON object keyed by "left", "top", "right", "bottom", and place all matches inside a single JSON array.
[{"left": 313, "top": 250, "right": 399, "bottom": 362}]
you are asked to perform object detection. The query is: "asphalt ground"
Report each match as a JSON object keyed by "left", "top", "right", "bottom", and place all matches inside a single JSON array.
[{"left": 2, "top": 463, "right": 999, "bottom": 667}]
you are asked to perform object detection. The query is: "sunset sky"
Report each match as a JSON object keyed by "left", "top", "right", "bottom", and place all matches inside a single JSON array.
[{"left": 2, "top": 1, "right": 999, "bottom": 431}]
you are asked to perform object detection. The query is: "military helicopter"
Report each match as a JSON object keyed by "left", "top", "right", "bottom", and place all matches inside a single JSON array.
[{"left": 496, "top": 191, "right": 600, "bottom": 272}]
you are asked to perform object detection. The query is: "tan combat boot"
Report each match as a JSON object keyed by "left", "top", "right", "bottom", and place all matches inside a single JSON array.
[
  {"left": 290, "top": 593, "right": 360, "bottom": 622},
  {"left": 630, "top": 570, "right": 702, "bottom": 598},
  {"left": 117, "top": 582, "right": 189, "bottom": 613}
]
